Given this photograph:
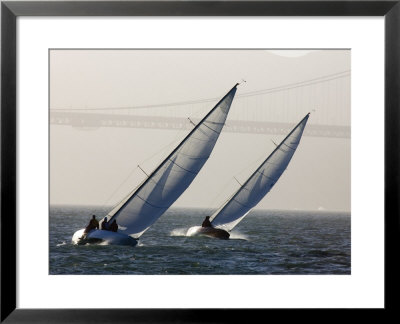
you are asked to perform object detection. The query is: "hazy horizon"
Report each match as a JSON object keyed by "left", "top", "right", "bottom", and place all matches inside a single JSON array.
[{"left": 49, "top": 203, "right": 351, "bottom": 214}]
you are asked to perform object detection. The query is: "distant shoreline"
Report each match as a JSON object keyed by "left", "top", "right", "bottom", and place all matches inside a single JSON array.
[{"left": 49, "top": 204, "right": 351, "bottom": 215}]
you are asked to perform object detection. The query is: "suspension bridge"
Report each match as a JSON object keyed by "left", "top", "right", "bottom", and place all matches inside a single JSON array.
[{"left": 50, "top": 71, "right": 351, "bottom": 138}]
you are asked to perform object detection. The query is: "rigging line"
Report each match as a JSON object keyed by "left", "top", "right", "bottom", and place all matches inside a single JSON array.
[
  {"left": 136, "top": 107, "right": 208, "bottom": 168},
  {"left": 134, "top": 117, "right": 205, "bottom": 179},
  {"left": 107, "top": 187, "right": 137, "bottom": 217},
  {"left": 233, "top": 177, "right": 242, "bottom": 186},
  {"left": 207, "top": 142, "right": 269, "bottom": 210},
  {"left": 187, "top": 117, "right": 196, "bottom": 126},
  {"left": 100, "top": 127, "right": 191, "bottom": 213},
  {"left": 235, "top": 142, "right": 273, "bottom": 179},
  {"left": 137, "top": 165, "right": 150, "bottom": 177},
  {"left": 210, "top": 188, "right": 239, "bottom": 221},
  {"left": 206, "top": 177, "right": 238, "bottom": 210},
  {"left": 137, "top": 126, "right": 187, "bottom": 166},
  {"left": 51, "top": 70, "right": 350, "bottom": 112},
  {"left": 110, "top": 123, "right": 193, "bottom": 205},
  {"left": 106, "top": 172, "right": 153, "bottom": 218},
  {"left": 189, "top": 102, "right": 214, "bottom": 122},
  {"left": 100, "top": 166, "right": 143, "bottom": 214},
  {"left": 102, "top": 127, "right": 189, "bottom": 214}
]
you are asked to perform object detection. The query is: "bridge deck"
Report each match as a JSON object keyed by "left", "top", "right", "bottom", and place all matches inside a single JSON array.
[{"left": 50, "top": 112, "right": 350, "bottom": 138}]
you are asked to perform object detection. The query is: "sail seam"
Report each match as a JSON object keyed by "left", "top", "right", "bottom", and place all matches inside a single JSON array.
[
  {"left": 136, "top": 194, "right": 168, "bottom": 209},
  {"left": 189, "top": 135, "right": 212, "bottom": 143},
  {"left": 195, "top": 126, "right": 218, "bottom": 140},
  {"left": 168, "top": 158, "right": 199, "bottom": 174},
  {"left": 200, "top": 122, "right": 220, "bottom": 135},
  {"left": 278, "top": 147, "right": 289, "bottom": 153},
  {"left": 204, "top": 120, "right": 225, "bottom": 126},
  {"left": 282, "top": 142, "right": 296, "bottom": 151},
  {"left": 266, "top": 160, "right": 284, "bottom": 167},
  {"left": 256, "top": 170, "right": 277, "bottom": 182},
  {"left": 178, "top": 150, "right": 210, "bottom": 160},
  {"left": 232, "top": 197, "right": 252, "bottom": 209}
]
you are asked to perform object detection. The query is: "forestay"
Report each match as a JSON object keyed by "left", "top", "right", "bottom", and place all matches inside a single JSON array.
[
  {"left": 211, "top": 113, "right": 310, "bottom": 231},
  {"left": 107, "top": 84, "right": 238, "bottom": 238}
]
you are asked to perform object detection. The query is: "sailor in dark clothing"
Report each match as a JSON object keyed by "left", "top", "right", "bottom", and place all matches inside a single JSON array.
[
  {"left": 101, "top": 217, "right": 110, "bottom": 230},
  {"left": 110, "top": 220, "right": 118, "bottom": 232},
  {"left": 201, "top": 216, "right": 212, "bottom": 228},
  {"left": 84, "top": 215, "right": 99, "bottom": 234}
]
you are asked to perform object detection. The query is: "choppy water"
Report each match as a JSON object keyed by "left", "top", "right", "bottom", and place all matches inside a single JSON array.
[{"left": 50, "top": 206, "right": 350, "bottom": 275}]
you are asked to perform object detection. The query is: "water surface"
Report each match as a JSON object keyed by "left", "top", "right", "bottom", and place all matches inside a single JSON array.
[{"left": 50, "top": 206, "right": 350, "bottom": 275}]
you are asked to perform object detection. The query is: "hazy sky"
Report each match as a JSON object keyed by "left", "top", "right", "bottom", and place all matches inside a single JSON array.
[{"left": 50, "top": 49, "right": 350, "bottom": 212}]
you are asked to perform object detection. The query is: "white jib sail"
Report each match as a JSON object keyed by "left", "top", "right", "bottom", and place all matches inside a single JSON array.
[
  {"left": 107, "top": 84, "right": 239, "bottom": 238},
  {"left": 211, "top": 113, "right": 310, "bottom": 232}
]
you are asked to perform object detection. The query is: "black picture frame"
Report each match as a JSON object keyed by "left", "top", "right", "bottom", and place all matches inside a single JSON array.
[{"left": 1, "top": 1, "right": 399, "bottom": 322}]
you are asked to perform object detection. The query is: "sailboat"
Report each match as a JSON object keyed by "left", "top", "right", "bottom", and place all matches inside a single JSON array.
[
  {"left": 72, "top": 83, "right": 239, "bottom": 246},
  {"left": 187, "top": 113, "right": 310, "bottom": 239}
]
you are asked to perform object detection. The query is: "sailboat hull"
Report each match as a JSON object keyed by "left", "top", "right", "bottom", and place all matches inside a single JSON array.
[
  {"left": 72, "top": 228, "right": 138, "bottom": 247},
  {"left": 187, "top": 226, "right": 230, "bottom": 240}
]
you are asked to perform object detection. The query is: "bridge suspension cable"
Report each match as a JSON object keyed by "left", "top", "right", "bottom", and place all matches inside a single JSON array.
[{"left": 51, "top": 70, "right": 350, "bottom": 112}]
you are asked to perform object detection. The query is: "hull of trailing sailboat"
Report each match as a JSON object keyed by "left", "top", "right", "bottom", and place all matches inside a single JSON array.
[
  {"left": 72, "top": 228, "right": 138, "bottom": 247},
  {"left": 187, "top": 226, "right": 230, "bottom": 240}
]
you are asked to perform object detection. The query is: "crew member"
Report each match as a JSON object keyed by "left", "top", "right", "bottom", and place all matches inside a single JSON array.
[
  {"left": 101, "top": 217, "right": 110, "bottom": 230},
  {"left": 201, "top": 216, "right": 212, "bottom": 228},
  {"left": 84, "top": 215, "right": 99, "bottom": 234},
  {"left": 110, "top": 220, "right": 118, "bottom": 232}
]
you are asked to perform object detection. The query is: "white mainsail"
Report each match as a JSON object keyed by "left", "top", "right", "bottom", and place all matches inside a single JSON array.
[
  {"left": 210, "top": 113, "right": 310, "bottom": 231},
  {"left": 107, "top": 84, "right": 239, "bottom": 238}
]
